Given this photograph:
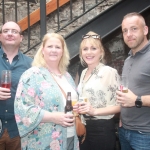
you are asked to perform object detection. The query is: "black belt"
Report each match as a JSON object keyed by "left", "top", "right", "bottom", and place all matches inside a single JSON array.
[{"left": 83, "top": 115, "right": 98, "bottom": 120}]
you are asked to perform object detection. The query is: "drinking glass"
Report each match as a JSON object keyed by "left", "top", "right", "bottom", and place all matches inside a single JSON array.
[
  {"left": 1, "top": 70, "right": 11, "bottom": 89},
  {"left": 72, "top": 99, "right": 77, "bottom": 106},
  {"left": 119, "top": 75, "right": 128, "bottom": 93},
  {"left": 79, "top": 96, "right": 88, "bottom": 102},
  {"left": 79, "top": 96, "right": 88, "bottom": 114},
  {"left": 72, "top": 99, "right": 78, "bottom": 116}
]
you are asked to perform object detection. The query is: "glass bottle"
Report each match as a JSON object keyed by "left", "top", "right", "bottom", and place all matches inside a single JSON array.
[{"left": 65, "top": 92, "right": 73, "bottom": 114}]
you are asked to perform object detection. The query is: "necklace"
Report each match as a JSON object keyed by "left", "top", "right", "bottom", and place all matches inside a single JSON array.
[
  {"left": 51, "top": 72, "right": 62, "bottom": 78},
  {"left": 48, "top": 69, "right": 62, "bottom": 78}
]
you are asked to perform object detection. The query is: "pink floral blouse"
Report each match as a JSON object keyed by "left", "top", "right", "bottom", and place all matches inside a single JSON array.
[{"left": 14, "top": 67, "right": 79, "bottom": 150}]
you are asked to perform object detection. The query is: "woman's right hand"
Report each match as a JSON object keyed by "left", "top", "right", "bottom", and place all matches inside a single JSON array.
[
  {"left": 52, "top": 112, "right": 74, "bottom": 127},
  {"left": 78, "top": 101, "right": 96, "bottom": 116},
  {"left": 42, "top": 112, "right": 74, "bottom": 127}
]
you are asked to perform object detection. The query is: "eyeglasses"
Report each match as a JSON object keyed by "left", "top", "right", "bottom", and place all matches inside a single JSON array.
[
  {"left": 2, "top": 29, "right": 21, "bottom": 35},
  {"left": 82, "top": 34, "right": 100, "bottom": 39}
]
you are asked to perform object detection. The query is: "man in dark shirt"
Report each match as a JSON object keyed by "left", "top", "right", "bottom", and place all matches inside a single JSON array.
[
  {"left": 0, "top": 21, "right": 32, "bottom": 150},
  {"left": 117, "top": 12, "right": 150, "bottom": 150}
]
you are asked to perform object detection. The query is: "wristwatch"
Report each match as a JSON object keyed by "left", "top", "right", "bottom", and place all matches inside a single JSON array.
[{"left": 135, "top": 96, "right": 142, "bottom": 108}]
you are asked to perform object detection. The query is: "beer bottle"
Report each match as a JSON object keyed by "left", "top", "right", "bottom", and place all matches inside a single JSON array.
[{"left": 65, "top": 92, "right": 73, "bottom": 114}]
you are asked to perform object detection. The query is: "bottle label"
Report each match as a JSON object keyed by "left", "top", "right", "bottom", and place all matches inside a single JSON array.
[{"left": 66, "top": 111, "right": 72, "bottom": 114}]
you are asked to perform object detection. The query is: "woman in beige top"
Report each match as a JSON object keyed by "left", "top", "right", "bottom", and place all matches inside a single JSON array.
[{"left": 75, "top": 31, "right": 120, "bottom": 150}]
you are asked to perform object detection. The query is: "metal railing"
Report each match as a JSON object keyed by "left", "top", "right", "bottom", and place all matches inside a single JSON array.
[{"left": 1, "top": 0, "right": 113, "bottom": 55}]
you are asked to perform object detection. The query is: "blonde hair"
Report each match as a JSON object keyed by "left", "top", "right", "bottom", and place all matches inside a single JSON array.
[
  {"left": 79, "top": 31, "right": 105, "bottom": 66},
  {"left": 32, "top": 33, "right": 70, "bottom": 74}
]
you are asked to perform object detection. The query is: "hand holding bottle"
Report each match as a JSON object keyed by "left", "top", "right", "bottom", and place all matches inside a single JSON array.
[
  {"left": 42, "top": 111, "right": 74, "bottom": 127},
  {"left": 54, "top": 112, "right": 74, "bottom": 127}
]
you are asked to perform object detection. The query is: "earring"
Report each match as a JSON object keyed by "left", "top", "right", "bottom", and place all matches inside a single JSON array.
[{"left": 99, "top": 55, "right": 103, "bottom": 61}]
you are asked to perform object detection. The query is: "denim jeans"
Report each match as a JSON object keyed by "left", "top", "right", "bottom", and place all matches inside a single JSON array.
[
  {"left": 118, "top": 126, "right": 150, "bottom": 150},
  {"left": 80, "top": 118, "right": 116, "bottom": 150}
]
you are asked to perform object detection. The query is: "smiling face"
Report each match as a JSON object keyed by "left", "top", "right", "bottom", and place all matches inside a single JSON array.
[
  {"left": 81, "top": 40, "right": 103, "bottom": 67},
  {"left": 0, "top": 21, "right": 23, "bottom": 48},
  {"left": 122, "top": 16, "right": 148, "bottom": 54},
  {"left": 42, "top": 37, "right": 63, "bottom": 65}
]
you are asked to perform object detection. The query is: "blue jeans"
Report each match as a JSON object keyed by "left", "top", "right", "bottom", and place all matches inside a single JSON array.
[{"left": 118, "top": 127, "right": 150, "bottom": 150}]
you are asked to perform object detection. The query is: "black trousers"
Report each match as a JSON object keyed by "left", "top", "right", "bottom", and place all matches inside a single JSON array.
[{"left": 79, "top": 118, "right": 116, "bottom": 150}]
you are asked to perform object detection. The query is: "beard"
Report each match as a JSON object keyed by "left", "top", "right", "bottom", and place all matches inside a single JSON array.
[{"left": 125, "top": 37, "right": 144, "bottom": 50}]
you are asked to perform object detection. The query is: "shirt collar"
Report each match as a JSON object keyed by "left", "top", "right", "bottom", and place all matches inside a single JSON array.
[
  {"left": 91, "top": 63, "right": 104, "bottom": 75},
  {"left": 0, "top": 46, "right": 20, "bottom": 59}
]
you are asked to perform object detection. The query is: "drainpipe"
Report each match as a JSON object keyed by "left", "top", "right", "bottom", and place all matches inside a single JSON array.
[{"left": 40, "top": 0, "right": 47, "bottom": 39}]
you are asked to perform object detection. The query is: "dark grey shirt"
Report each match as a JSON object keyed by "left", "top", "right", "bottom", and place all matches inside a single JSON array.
[{"left": 121, "top": 41, "right": 150, "bottom": 132}]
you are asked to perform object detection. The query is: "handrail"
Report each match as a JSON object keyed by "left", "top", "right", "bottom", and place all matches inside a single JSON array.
[
  {"left": 0, "top": 0, "right": 118, "bottom": 56},
  {"left": 18, "top": 0, "right": 70, "bottom": 31}
]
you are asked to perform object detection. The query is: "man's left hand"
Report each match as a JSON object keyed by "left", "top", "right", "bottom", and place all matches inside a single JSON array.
[{"left": 116, "top": 89, "right": 137, "bottom": 107}]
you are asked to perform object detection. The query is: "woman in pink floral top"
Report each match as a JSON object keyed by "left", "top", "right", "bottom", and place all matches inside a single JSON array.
[{"left": 14, "top": 33, "right": 79, "bottom": 150}]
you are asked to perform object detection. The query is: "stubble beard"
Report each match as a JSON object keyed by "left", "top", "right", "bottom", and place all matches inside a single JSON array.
[{"left": 126, "top": 37, "right": 144, "bottom": 51}]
